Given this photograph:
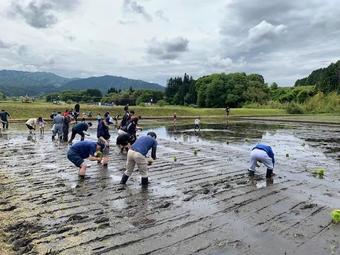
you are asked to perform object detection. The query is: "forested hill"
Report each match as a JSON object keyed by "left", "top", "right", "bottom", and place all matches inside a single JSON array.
[
  {"left": 0, "top": 70, "right": 164, "bottom": 96},
  {"left": 295, "top": 60, "right": 340, "bottom": 93},
  {"left": 60, "top": 75, "right": 164, "bottom": 94},
  {"left": 0, "top": 70, "right": 70, "bottom": 96}
]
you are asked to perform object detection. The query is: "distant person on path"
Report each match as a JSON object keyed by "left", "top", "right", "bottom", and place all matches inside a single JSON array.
[
  {"left": 120, "top": 132, "right": 157, "bottom": 187},
  {"left": 0, "top": 109, "right": 10, "bottom": 129},
  {"left": 68, "top": 122, "right": 92, "bottom": 144},
  {"left": 194, "top": 117, "right": 201, "bottom": 132},
  {"left": 37, "top": 117, "right": 46, "bottom": 135},
  {"left": 248, "top": 143, "right": 275, "bottom": 179},
  {"left": 26, "top": 118, "right": 37, "bottom": 134},
  {"left": 173, "top": 112, "right": 177, "bottom": 126},
  {"left": 225, "top": 106, "right": 230, "bottom": 116},
  {"left": 52, "top": 112, "right": 64, "bottom": 141},
  {"left": 67, "top": 141, "right": 106, "bottom": 177}
]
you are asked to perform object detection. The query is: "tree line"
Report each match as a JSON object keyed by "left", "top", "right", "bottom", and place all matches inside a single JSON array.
[
  {"left": 164, "top": 71, "right": 339, "bottom": 108},
  {"left": 46, "top": 88, "right": 164, "bottom": 105}
]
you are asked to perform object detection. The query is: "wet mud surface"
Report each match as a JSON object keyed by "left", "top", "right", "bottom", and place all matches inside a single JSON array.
[{"left": 0, "top": 121, "right": 339, "bottom": 255}]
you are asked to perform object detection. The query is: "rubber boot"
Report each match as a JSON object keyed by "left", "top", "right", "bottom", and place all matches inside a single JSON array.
[
  {"left": 141, "top": 177, "right": 149, "bottom": 187},
  {"left": 266, "top": 169, "right": 273, "bottom": 179},
  {"left": 248, "top": 170, "right": 255, "bottom": 177},
  {"left": 120, "top": 174, "right": 129, "bottom": 184}
]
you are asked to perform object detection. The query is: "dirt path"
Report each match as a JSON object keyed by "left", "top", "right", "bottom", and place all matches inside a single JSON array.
[{"left": 0, "top": 127, "right": 339, "bottom": 255}]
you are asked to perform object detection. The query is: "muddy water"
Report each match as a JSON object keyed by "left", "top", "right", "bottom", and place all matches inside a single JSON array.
[{"left": 0, "top": 120, "right": 339, "bottom": 255}]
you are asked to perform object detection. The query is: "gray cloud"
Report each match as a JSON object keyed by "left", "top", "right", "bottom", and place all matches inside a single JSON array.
[
  {"left": 123, "top": 0, "right": 152, "bottom": 22},
  {"left": 218, "top": 0, "right": 340, "bottom": 84},
  {"left": 155, "top": 10, "right": 169, "bottom": 22},
  {"left": 147, "top": 37, "right": 189, "bottom": 60},
  {"left": 0, "top": 40, "right": 12, "bottom": 49},
  {"left": 9, "top": 0, "right": 79, "bottom": 29}
]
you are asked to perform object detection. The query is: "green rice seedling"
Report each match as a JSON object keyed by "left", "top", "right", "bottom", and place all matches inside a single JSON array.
[{"left": 331, "top": 209, "right": 340, "bottom": 223}]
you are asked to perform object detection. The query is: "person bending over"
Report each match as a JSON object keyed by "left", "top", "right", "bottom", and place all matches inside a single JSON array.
[
  {"left": 67, "top": 140, "right": 105, "bottom": 177},
  {"left": 68, "top": 122, "right": 92, "bottom": 144},
  {"left": 26, "top": 118, "right": 37, "bottom": 134},
  {"left": 116, "top": 133, "right": 134, "bottom": 153},
  {"left": 248, "top": 143, "right": 275, "bottom": 179},
  {"left": 120, "top": 132, "right": 157, "bottom": 187}
]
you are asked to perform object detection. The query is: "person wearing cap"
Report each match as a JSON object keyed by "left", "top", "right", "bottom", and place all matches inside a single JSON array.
[
  {"left": 68, "top": 122, "right": 92, "bottom": 144},
  {"left": 67, "top": 140, "right": 105, "bottom": 177},
  {"left": 248, "top": 143, "right": 275, "bottom": 179},
  {"left": 120, "top": 132, "right": 157, "bottom": 187}
]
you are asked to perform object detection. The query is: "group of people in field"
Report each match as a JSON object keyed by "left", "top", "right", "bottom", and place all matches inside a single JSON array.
[
  {"left": 65, "top": 105, "right": 156, "bottom": 187},
  {"left": 1, "top": 104, "right": 275, "bottom": 188}
]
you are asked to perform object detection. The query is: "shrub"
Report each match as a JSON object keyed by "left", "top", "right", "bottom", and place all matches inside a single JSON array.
[
  {"left": 286, "top": 102, "right": 304, "bottom": 114},
  {"left": 156, "top": 100, "right": 168, "bottom": 107}
]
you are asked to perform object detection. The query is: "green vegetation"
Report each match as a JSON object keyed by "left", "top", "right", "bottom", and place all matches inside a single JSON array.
[
  {"left": 0, "top": 101, "right": 287, "bottom": 120},
  {"left": 295, "top": 60, "right": 340, "bottom": 94}
]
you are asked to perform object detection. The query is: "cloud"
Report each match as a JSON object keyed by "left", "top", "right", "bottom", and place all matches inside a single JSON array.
[
  {"left": 155, "top": 10, "right": 169, "bottom": 22},
  {"left": 0, "top": 40, "right": 12, "bottom": 49},
  {"left": 123, "top": 0, "right": 152, "bottom": 22},
  {"left": 147, "top": 37, "right": 189, "bottom": 60},
  {"left": 9, "top": 0, "right": 80, "bottom": 29},
  {"left": 218, "top": 0, "right": 340, "bottom": 84}
]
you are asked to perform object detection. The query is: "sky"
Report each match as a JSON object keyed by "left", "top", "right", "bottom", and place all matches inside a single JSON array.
[{"left": 0, "top": 0, "right": 340, "bottom": 86}]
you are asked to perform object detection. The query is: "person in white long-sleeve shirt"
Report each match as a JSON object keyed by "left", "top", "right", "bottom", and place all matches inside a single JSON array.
[{"left": 26, "top": 118, "right": 37, "bottom": 134}]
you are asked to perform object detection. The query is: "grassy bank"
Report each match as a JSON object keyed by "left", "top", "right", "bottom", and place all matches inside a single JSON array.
[{"left": 0, "top": 101, "right": 287, "bottom": 120}]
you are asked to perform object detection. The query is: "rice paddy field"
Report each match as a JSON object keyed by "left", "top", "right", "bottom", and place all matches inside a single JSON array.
[{"left": 0, "top": 119, "right": 339, "bottom": 255}]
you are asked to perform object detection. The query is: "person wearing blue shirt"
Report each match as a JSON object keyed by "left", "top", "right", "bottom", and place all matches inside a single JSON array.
[
  {"left": 248, "top": 143, "right": 275, "bottom": 179},
  {"left": 67, "top": 140, "right": 105, "bottom": 177},
  {"left": 68, "top": 122, "right": 92, "bottom": 144},
  {"left": 120, "top": 132, "right": 157, "bottom": 187}
]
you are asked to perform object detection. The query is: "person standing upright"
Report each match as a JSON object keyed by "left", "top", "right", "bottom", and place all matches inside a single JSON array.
[
  {"left": 52, "top": 112, "right": 64, "bottom": 141},
  {"left": 74, "top": 103, "right": 80, "bottom": 123},
  {"left": 63, "top": 111, "right": 73, "bottom": 142},
  {"left": 0, "top": 109, "right": 10, "bottom": 129},
  {"left": 120, "top": 105, "right": 130, "bottom": 129}
]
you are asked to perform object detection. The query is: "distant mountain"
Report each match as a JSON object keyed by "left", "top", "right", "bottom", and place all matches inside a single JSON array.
[
  {"left": 295, "top": 60, "right": 340, "bottom": 93},
  {"left": 0, "top": 70, "right": 72, "bottom": 96},
  {"left": 61, "top": 75, "right": 164, "bottom": 94},
  {"left": 0, "top": 70, "right": 164, "bottom": 96}
]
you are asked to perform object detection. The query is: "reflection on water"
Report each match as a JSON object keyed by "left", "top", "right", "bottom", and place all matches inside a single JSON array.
[{"left": 142, "top": 122, "right": 285, "bottom": 144}]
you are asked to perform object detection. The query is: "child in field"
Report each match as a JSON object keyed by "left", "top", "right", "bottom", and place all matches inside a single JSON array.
[
  {"left": 37, "top": 117, "right": 46, "bottom": 134},
  {"left": 248, "top": 143, "right": 275, "bottom": 179}
]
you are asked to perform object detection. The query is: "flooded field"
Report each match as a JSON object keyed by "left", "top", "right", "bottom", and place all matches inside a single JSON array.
[{"left": 0, "top": 120, "right": 339, "bottom": 255}]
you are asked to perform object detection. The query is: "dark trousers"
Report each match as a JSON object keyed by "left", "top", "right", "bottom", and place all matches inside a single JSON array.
[
  {"left": 69, "top": 129, "right": 84, "bottom": 143},
  {"left": 63, "top": 124, "right": 69, "bottom": 142},
  {"left": 2, "top": 121, "right": 8, "bottom": 129}
]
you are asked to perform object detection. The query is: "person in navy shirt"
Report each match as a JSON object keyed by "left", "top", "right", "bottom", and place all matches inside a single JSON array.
[
  {"left": 67, "top": 140, "right": 105, "bottom": 177},
  {"left": 120, "top": 132, "right": 157, "bottom": 187},
  {"left": 68, "top": 122, "right": 92, "bottom": 144},
  {"left": 248, "top": 143, "right": 275, "bottom": 179}
]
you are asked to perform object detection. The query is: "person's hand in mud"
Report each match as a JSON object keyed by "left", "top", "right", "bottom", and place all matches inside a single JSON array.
[{"left": 89, "top": 155, "right": 102, "bottom": 163}]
